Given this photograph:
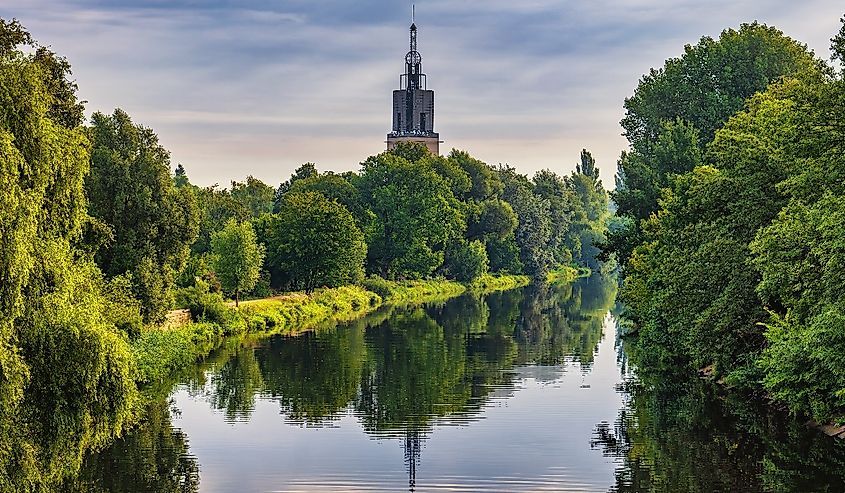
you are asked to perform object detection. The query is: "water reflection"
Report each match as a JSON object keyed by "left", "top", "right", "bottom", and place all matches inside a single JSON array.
[
  {"left": 63, "top": 399, "right": 200, "bottom": 492},
  {"left": 592, "top": 362, "right": 845, "bottom": 492},
  {"left": 69, "top": 275, "right": 617, "bottom": 491},
  {"left": 54, "top": 274, "right": 845, "bottom": 491}
]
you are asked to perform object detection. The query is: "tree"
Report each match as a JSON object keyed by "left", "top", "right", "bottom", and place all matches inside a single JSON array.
[
  {"left": 498, "top": 166, "right": 553, "bottom": 279},
  {"left": 211, "top": 219, "right": 265, "bottom": 306},
  {"left": 87, "top": 109, "right": 200, "bottom": 322},
  {"left": 267, "top": 192, "right": 366, "bottom": 292},
  {"left": 449, "top": 149, "right": 503, "bottom": 201},
  {"left": 287, "top": 171, "right": 376, "bottom": 238},
  {"left": 831, "top": 16, "right": 845, "bottom": 73},
  {"left": 357, "top": 146, "right": 465, "bottom": 279},
  {"left": 609, "top": 22, "right": 818, "bottom": 271},
  {"left": 0, "top": 19, "right": 136, "bottom": 489},
  {"left": 273, "top": 162, "right": 318, "bottom": 211},
  {"left": 230, "top": 175, "right": 274, "bottom": 217},
  {"left": 445, "top": 240, "right": 489, "bottom": 283},
  {"left": 621, "top": 22, "right": 817, "bottom": 149},
  {"left": 193, "top": 185, "right": 250, "bottom": 254},
  {"left": 621, "top": 78, "right": 810, "bottom": 380},
  {"left": 532, "top": 169, "right": 575, "bottom": 265}
]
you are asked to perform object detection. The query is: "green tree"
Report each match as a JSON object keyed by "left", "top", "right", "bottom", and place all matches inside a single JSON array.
[
  {"left": 622, "top": 22, "right": 816, "bottom": 148},
  {"left": 532, "top": 169, "right": 575, "bottom": 265},
  {"left": 211, "top": 219, "right": 265, "bottom": 306},
  {"left": 273, "top": 162, "right": 318, "bottom": 211},
  {"left": 288, "top": 171, "right": 376, "bottom": 238},
  {"left": 445, "top": 240, "right": 489, "bottom": 283},
  {"left": 231, "top": 175, "right": 275, "bottom": 217},
  {"left": 87, "top": 109, "right": 200, "bottom": 322},
  {"left": 498, "top": 165, "right": 553, "bottom": 279},
  {"left": 0, "top": 19, "right": 137, "bottom": 489},
  {"left": 267, "top": 192, "right": 366, "bottom": 292},
  {"left": 193, "top": 184, "right": 250, "bottom": 254},
  {"left": 357, "top": 145, "right": 465, "bottom": 279},
  {"left": 609, "top": 22, "right": 817, "bottom": 271},
  {"left": 622, "top": 78, "right": 810, "bottom": 380}
]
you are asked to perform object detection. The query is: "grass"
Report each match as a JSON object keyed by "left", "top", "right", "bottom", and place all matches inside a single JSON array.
[
  {"left": 132, "top": 273, "right": 548, "bottom": 385},
  {"left": 546, "top": 266, "right": 588, "bottom": 284},
  {"left": 133, "top": 285, "right": 381, "bottom": 384},
  {"left": 470, "top": 274, "right": 531, "bottom": 292}
]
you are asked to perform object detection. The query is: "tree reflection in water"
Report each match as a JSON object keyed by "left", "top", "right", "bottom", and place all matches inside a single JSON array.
[
  {"left": 65, "top": 275, "right": 617, "bottom": 490},
  {"left": 64, "top": 399, "right": 200, "bottom": 492},
  {"left": 592, "top": 350, "right": 845, "bottom": 492}
]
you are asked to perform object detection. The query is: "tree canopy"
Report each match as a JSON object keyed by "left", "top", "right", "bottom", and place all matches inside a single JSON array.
[{"left": 87, "top": 109, "right": 199, "bottom": 322}]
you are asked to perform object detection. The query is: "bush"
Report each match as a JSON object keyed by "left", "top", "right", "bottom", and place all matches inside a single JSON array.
[
  {"left": 102, "top": 273, "right": 144, "bottom": 339},
  {"left": 446, "top": 240, "right": 489, "bottom": 282},
  {"left": 175, "top": 280, "right": 233, "bottom": 325},
  {"left": 360, "top": 275, "right": 395, "bottom": 299},
  {"left": 758, "top": 306, "right": 845, "bottom": 421}
]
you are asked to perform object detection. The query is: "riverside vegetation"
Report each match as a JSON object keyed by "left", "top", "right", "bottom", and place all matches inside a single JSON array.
[
  {"left": 0, "top": 17, "right": 607, "bottom": 490},
  {"left": 607, "top": 17, "right": 845, "bottom": 427}
]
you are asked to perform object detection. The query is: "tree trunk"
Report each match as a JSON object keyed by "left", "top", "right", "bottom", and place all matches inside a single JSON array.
[{"left": 235, "top": 289, "right": 239, "bottom": 308}]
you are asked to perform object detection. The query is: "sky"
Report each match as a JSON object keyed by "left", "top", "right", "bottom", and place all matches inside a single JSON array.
[{"left": 1, "top": 0, "right": 842, "bottom": 187}]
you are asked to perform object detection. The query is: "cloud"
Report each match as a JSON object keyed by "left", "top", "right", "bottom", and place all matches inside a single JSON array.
[{"left": 0, "top": 0, "right": 842, "bottom": 186}]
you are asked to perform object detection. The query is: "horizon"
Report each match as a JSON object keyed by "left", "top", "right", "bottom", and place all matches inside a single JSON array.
[{"left": 1, "top": 0, "right": 842, "bottom": 187}]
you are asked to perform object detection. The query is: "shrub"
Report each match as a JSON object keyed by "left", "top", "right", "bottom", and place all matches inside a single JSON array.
[{"left": 175, "top": 280, "right": 233, "bottom": 325}]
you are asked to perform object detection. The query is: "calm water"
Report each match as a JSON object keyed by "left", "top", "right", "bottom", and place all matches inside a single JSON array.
[{"left": 68, "top": 276, "right": 845, "bottom": 492}]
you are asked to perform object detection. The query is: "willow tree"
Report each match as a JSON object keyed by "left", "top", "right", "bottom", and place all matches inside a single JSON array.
[{"left": 0, "top": 18, "right": 137, "bottom": 489}]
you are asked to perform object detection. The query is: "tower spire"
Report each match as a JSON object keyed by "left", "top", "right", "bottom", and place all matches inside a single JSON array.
[{"left": 387, "top": 14, "right": 441, "bottom": 154}]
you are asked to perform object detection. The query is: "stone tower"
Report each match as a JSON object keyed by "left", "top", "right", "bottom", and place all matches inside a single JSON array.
[{"left": 386, "top": 22, "right": 441, "bottom": 155}]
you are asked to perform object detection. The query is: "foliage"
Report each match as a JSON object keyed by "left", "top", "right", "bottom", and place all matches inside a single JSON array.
[
  {"left": 359, "top": 276, "right": 466, "bottom": 305},
  {"left": 617, "top": 17, "right": 845, "bottom": 423},
  {"left": 88, "top": 108, "right": 200, "bottom": 322},
  {"left": 486, "top": 233, "right": 524, "bottom": 274},
  {"left": 758, "top": 309, "right": 845, "bottom": 421},
  {"left": 470, "top": 274, "right": 530, "bottom": 292},
  {"left": 609, "top": 22, "right": 818, "bottom": 271},
  {"left": 267, "top": 191, "right": 366, "bottom": 292},
  {"left": 357, "top": 145, "right": 466, "bottom": 278},
  {"left": 621, "top": 22, "right": 817, "bottom": 149},
  {"left": 445, "top": 240, "right": 489, "bottom": 283},
  {"left": 174, "top": 280, "right": 232, "bottom": 325},
  {"left": 0, "top": 20, "right": 137, "bottom": 489},
  {"left": 230, "top": 175, "right": 275, "bottom": 217},
  {"left": 287, "top": 172, "right": 376, "bottom": 238},
  {"left": 498, "top": 165, "right": 553, "bottom": 279},
  {"left": 211, "top": 219, "right": 265, "bottom": 306}
]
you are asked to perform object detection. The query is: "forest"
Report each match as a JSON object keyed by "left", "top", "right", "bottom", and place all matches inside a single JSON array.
[
  {"left": 608, "top": 18, "right": 845, "bottom": 424},
  {"left": 0, "top": 17, "right": 609, "bottom": 490}
]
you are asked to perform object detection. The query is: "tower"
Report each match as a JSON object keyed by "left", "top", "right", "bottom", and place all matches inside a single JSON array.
[{"left": 386, "top": 21, "right": 441, "bottom": 155}]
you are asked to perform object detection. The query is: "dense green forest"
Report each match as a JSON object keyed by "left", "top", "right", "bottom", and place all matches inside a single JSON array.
[
  {"left": 0, "top": 17, "right": 609, "bottom": 489},
  {"left": 608, "top": 18, "right": 845, "bottom": 424}
]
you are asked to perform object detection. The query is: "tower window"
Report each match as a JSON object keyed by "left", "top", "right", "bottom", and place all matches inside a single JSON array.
[{"left": 420, "top": 112, "right": 427, "bottom": 132}]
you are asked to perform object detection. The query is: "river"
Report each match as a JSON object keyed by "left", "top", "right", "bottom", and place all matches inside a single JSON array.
[{"left": 66, "top": 275, "right": 845, "bottom": 492}]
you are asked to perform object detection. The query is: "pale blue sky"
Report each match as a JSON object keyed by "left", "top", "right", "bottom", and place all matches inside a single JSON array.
[{"left": 1, "top": 0, "right": 842, "bottom": 186}]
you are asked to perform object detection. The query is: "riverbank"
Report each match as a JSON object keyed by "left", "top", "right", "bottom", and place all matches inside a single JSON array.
[{"left": 132, "top": 274, "right": 530, "bottom": 386}]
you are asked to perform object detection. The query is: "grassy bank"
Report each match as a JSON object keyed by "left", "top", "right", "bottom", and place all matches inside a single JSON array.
[
  {"left": 134, "top": 275, "right": 534, "bottom": 385},
  {"left": 546, "top": 266, "right": 587, "bottom": 284},
  {"left": 471, "top": 274, "right": 531, "bottom": 292},
  {"left": 360, "top": 276, "right": 467, "bottom": 305},
  {"left": 133, "top": 285, "right": 381, "bottom": 384}
]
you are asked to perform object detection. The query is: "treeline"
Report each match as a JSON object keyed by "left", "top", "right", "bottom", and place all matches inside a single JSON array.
[
  {"left": 607, "top": 18, "right": 845, "bottom": 422},
  {"left": 169, "top": 138, "right": 609, "bottom": 311},
  {"left": 0, "top": 17, "right": 608, "bottom": 488}
]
